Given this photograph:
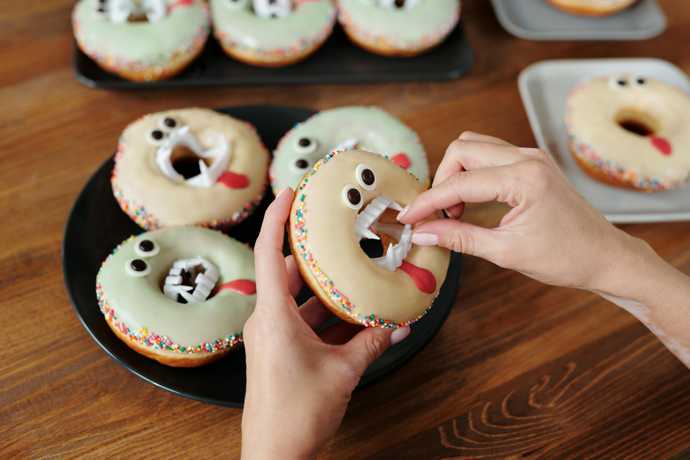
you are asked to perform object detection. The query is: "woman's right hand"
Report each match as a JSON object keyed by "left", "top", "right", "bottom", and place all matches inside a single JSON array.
[{"left": 397, "top": 131, "right": 653, "bottom": 295}]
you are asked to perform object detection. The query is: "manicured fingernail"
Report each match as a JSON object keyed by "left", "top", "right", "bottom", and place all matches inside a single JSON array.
[
  {"left": 396, "top": 206, "right": 409, "bottom": 221},
  {"left": 277, "top": 187, "right": 293, "bottom": 198},
  {"left": 391, "top": 326, "right": 411, "bottom": 345},
  {"left": 412, "top": 233, "right": 439, "bottom": 246}
]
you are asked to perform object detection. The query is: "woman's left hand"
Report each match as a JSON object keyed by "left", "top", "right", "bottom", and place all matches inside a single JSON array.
[{"left": 241, "top": 188, "right": 410, "bottom": 460}]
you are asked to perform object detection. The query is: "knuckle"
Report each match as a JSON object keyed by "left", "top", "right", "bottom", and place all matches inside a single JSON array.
[
  {"left": 445, "top": 228, "right": 474, "bottom": 254},
  {"left": 521, "top": 160, "right": 551, "bottom": 192},
  {"left": 458, "top": 131, "right": 476, "bottom": 141}
]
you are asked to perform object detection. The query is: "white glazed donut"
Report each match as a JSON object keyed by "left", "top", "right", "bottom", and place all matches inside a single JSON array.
[
  {"left": 270, "top": 106, "right": 429, "bottom": 193},
  {"left": 566, "top": 75, "right": 690, "bottom": 192},
  {"left": 72, "top": 0, "right": 210, "bottom": 81},
  {"left": 289, "top": 149, "right": 450, "bottom": 328},
  {"left": 96, "top": 227, "right": 257, "bottom": 367},
  {"left": 112, "top": 108, "right": 269, "bottom": 229},
  {"left": 210, "top": 0, "right": 337, "bottom": 67},
  {"left": 337, "top": 0, "right": 461, "bottom": 57},
  {"left": 547, "top": 0, "right": 638, "bottom": 16}
]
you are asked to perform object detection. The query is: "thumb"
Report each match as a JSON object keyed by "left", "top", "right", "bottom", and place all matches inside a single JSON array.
[
  {"left": 411, "top": 219, "right": 504, "bottom": 262},
  {"left": 342, "top": 326, "right": 411, "bottom": 376}
]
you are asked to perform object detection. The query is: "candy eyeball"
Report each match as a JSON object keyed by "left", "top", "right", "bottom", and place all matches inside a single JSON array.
[
  {"left": 295, "top": 136, "right": 318, "bottom": 154},
  {"left": 126, "top": 258, "right": 150, "bottom": 277},
  {"left": 160, "top": 117, "right": 177, "bottom": 130},
  {"left": 342, "top": 185, "right": 363, "bottom": 210},
  {"left": 147, "top": 128, "right": 167, "bottom": 145},
  {"left": 291, "top": 158, "right": 311, "bottom": 173},
  {"left": 632, "top": 76, "right": 647, "bottom": 87},
  {"left": 355, "top": 164, "right": 376, "bottom": 191},
  {"left": 609, "top": 75, "right": 629, "bottom": 89},
  {"left": 135, "top": 239, "right": 159, "bottom": 257}
]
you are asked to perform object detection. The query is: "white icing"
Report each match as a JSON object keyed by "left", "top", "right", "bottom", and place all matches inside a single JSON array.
[
  {"left": 334, "top": 138, "right": 359, "bottom": 152},
  {"left": 154, "top": 124, "right": 231, "bottom": 188},
  {"left": 252, "top": 0, "right": 292, "bottom": 18},
  {"left": 163, "top": 257, "right": 219, "bottom": 303}
]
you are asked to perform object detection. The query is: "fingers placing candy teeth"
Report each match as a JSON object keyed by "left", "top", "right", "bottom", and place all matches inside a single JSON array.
[
  {"left": 163, "top": 257, "right": 219, "bottom": 303},
  {"left": 354, "top": 196, "right": 411, "bottom": 272}
]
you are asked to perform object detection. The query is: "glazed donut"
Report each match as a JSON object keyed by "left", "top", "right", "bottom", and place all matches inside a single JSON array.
[
  {"left": 566, "top": 75, "right": 690, "bottom": 192},
  {"left": 271, "top": 106, "right": 429, "bottom": 194},
  {"left": 210, "top": 0, "right": 337, "bottom": 67},
  {"left": 337, "top": 0, "right": 461, "bottom": 57},
  {"left": 547, "top": 0, "right": 637, "bottom": 16},
  {"left": 72, "top": 0, "right": 209, "bottom": 81},
  {"left": 96, "top": 227, "right": 257, "bottom": 367},
  {"left": 112, "top": 108, "right": 269, "bottom": 229},
  {"left": 289, "top": 149, "right": 450, "bottom": 328}
]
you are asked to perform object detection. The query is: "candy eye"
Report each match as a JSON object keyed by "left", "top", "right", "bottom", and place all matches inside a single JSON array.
[
  {"left": 295, "top": 137, "right": 318, "bottom": 154},
  {"left": 342, "top": 185, "right": 363, "bottom": 210},
  {"left": 633, "top": 76, "right": 647, "bottom": 87},
  {"left": 292, "top": 158, "right": 310, "bottom": 172},
  {"left": 126, "top": 259, "right": 150, "bottom": 277},
  {"left": 609, "top": 76, "right": 628, "bottom": 89},
  {"left": 355, "top": 164, "right": 376, "bottom": 191},
  {"left": 135, "top": 239, "right": 159, "bottom": 257},
  {"left": 147, "top": 129, "right": 166, "bottom": 145},
  {"left": 161, "top": 117, "right": 177, "bottom": 129}
]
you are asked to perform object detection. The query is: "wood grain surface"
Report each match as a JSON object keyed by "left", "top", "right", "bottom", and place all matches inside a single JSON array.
[{"left": 2, "top": 1, "right": 690, "bottom": 458}]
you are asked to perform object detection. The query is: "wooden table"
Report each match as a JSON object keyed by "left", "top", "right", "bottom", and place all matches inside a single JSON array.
[{"left": 3, "top": 1, "right": 690, "bottom": 458}]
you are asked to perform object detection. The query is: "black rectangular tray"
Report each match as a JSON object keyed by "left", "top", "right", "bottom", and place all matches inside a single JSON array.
[{"left": 74, "top": 24, "right": 473, "bottom": 89}]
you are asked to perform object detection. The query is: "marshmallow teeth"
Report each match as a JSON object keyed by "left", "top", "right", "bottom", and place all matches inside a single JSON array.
[
  {"left": 354, "top": 196, "right": 412, "bottom": 272},
  {"left": 163, "top": 257, "right": 219, "bottom": 304},
  {"left": 155, "top": 126, "right": 231, "bottom": 188}
]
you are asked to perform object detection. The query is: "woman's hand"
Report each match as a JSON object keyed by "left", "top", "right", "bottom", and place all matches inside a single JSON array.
[
  {"left": 398, "top": 131, "right": 647, "bottom": 293},
  {"left": 241, "top": 188, "right": 410, "bottom": 460},
  {"left": 399, "top": 132, "right": 690, "bottom": 368}
]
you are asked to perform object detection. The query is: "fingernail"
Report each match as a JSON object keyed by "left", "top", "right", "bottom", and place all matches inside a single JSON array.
[
  {"left": 277, "top": 187, "right": 293, "bottom": 198},
  {"left": 396, "top": 206, "right": 409, "bottom": 221},
  {"left": 412, "top": 232, "right": 439, "bottom": 246},
  {"left": 391, "top": 326, "right": 411, "bottom": 345}
]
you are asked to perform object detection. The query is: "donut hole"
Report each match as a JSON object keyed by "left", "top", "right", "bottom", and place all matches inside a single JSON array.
[
  {"left": 394, "top": 0, "right": 406, "bottom": 8},
  {"left": 171, "top": 145, "right": 211, "bottom": 180},
  {"left": 616, "top": 109, "right": 659, "bottom": 137},
  {"left": 360, "top": 238, "right": 384, "bottom": 259},
  {"left": 160, "top": 262, "right": 217, "bottom": 304}
]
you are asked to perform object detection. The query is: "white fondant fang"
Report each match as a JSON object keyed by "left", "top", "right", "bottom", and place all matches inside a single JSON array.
[
  {"left": 354, "top": 195, "right": 411, "bottom": 271},
  {"left": 106, "top": 0, "right": 167, "bottom": 23},
  {"left": 163, "top": 257, "right": 220, "bottom": 303},
  {"left": 253, "top": 0, "right": 292, "bottom": 18}
]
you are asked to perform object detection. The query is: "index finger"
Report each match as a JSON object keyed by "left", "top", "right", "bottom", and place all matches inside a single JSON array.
[{"left": 254, "top": 188, "right": 294, "bottom": 306}]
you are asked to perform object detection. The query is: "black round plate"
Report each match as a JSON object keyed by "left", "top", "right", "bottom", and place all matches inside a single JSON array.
[{"left": 62, "top": 105, "right": 462, "bottom": 407}]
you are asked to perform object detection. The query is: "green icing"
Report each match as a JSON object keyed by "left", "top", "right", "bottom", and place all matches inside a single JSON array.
[
  {"left": 73, "top": 0, "right": 209, "bottom": 66},
  {"left": 339, "top": 0, "right": 460, "bottom": 47},
  {"left": 271, "top": 106, "right": 428, "bottom": 192},
  {"left": 210, "top": 0, "right": 336, "bottom": 51},
  {"left": 97, "top": 227, "right": 256, "bottom": 347}
]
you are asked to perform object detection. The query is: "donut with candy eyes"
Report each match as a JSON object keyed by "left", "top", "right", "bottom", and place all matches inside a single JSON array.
[
  {"left": 112, "top": 108, "right": 269, "bottom": 229},
  {"left": 566, "top": 75, "right": 690, "bottom": 192},
  {"left": 72, "top": 0, "right": 210, "bottom": 81},
  {"left": 547, "top": 0, "right": 638, "bottom": 17},
  {"left": 337, "top": 0, "right": 461, "bottom": 57},
  {"left": 289, "top": 149, "right": 450, "bottom": 328},
  {"left": 210, "top": 0, "right": 337, "bottom": 67},
  {"left": 96, "top": 227, "right": 257, "bottom": 367},
  {"left": 271, "top": 106, "right": 429, "bottom": 194}
]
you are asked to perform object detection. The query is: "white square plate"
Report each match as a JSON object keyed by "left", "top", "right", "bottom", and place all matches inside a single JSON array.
[
  {"left": 518, "top": 58, "right": 690, "bottom": 223},
  {"left": 491, "top": 0, "right": 666, "bottom": 41}
]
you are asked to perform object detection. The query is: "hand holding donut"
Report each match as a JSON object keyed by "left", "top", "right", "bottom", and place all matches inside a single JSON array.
[{"left": 241, "top": 189, "right": 410, "bottom": 460}]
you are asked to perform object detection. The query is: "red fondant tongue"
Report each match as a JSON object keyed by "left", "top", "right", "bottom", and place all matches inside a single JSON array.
[
  {"left": 391, "top": 153, "right": 411, "bottom": 169},
  {"left": 651, "top": 136, "right": 672, "bottom": 156},
  {"left": 218, "top": 171, "right": 250, "bottom": 189},
  {"left": 399, "top": 261, "right": 436, "bottom": 294},
  {"left": 218, "top": 279, "right": 256, "bottom": 295}
]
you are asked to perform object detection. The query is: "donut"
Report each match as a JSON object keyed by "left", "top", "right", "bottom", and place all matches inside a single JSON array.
[
  {"left": 337, "top": 0, "right": 461, "bottom": 57},
  {"left": 96, "top": 226, "right": 257, "bottom": 367},
  {"left": 72, "top": 0, "right": 210, "bottom": 81},
  {"left": 547, "top": 0, "right": 637, "bottom": 16},
  {"left": 209, "top": 0, "right": 337, "bottom": 67},
  {"left": 270, "top": 106, "right": 429, "bottom": 194},
  {"left": 566, "top": 75, "right": 690, "bottom": 192},
  {"left": 288, "top": 149, "right": 450, "bottom": 328},
  {"left": 112, "top": 108, "right": 269, "bottom": 229}
]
